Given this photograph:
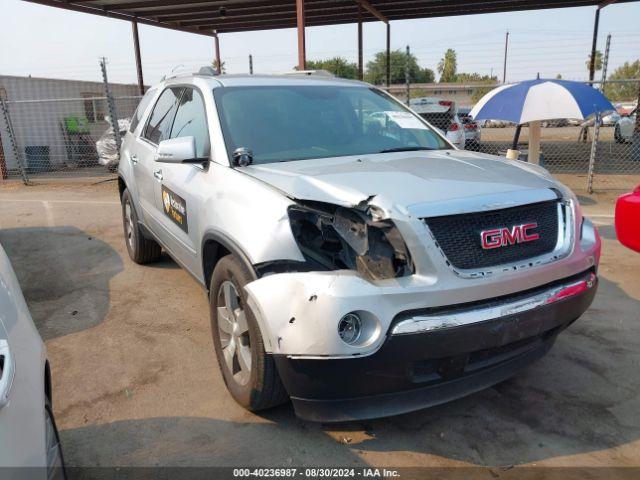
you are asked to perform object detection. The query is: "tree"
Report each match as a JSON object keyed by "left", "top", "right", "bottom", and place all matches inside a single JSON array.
[
  {"left": 212, "top": 59, "right": 226, "bottom": 74},
  {"left": 364, "top": 49, "right": 435, "bottom": 85},
  {"left": 304, "top": 57, "right": 358, "bottom": 79},
  {"left": 586, "top": 50, "right": 603, "bottom": 74},
  {"left": 437, "top": 49, "right": 457, "bottom": 83},
  {"left": 556, "top": 73, "right": 563, "bottom": 79},
  {"left": 604, "top": 60, "right": 640, "bottom": 101}
]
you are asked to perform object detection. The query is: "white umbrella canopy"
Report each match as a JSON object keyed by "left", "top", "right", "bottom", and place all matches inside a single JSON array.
[
  {"left": 470, "top": 78, "right": 614, "bottom": 124},
  {"left": 469, "top": 79, "right": 614, "bottom": 164}
]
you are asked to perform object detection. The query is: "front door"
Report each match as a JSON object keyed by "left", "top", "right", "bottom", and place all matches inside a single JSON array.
[
  {"left": 135, "top": 86, "right": 184, "bottom": 233},
  {"left": 154, "top": 87, "right": 211, "bottom": 273}
]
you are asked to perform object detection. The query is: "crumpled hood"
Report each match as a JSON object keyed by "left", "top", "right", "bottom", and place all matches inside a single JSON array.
[{"left": 241, "top": 150, "right": 558, "bottom": 215}]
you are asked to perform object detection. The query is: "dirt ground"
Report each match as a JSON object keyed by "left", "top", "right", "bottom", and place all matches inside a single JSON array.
[{"left": 0, "top": 178, "right": 639, "bottom": 476}]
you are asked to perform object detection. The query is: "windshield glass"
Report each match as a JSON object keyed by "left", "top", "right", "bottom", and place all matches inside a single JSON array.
[{"left": 213, "top": 86, "right": 450, "bottom": 165}]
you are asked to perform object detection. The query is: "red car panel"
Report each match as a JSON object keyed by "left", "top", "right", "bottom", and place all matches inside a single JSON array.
[{"left": 615, "top": 185, "right": 640, "bottom": 253}]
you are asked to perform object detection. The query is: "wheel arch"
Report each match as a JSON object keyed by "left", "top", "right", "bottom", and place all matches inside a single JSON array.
[
  {"left": 44, "top": 360, "right": 52, "bottom": 404},
  {"left": 117, "top": 175, "right": 127, "bottom": 200},
  {"left": 201, "top": 230, "right": 256, "bottom": 292}
]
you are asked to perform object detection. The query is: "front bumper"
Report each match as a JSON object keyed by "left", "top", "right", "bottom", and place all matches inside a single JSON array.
[{"left": 273, "top": 272, "right": 597, "bottom": 422}]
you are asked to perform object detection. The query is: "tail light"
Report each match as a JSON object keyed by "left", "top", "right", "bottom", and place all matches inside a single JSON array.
[
  {"left": 464, "top": 123, "right": 478, "bottom": 130},
  {"left": 438, "top": 100, "right": 453, "bottom": 107},
  {"left": 448, "top": 123, "right": 460, "bottom": 132}
]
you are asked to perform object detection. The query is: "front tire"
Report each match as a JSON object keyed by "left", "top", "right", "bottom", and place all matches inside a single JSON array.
[
  {"left": 210, "top": 255, "right": 288, "bottom": 411},
  {"left": 121, "top": 188, "right": 162, "bottom": 264},
  {"left": 45, "top": 400, "right": 66, "bottom": 480}
]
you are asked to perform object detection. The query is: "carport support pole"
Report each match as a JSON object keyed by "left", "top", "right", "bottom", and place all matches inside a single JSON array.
[
  {"left": 214, "top": 31, "right": 221, "bottom": 74},
  {"left": 131, "top": 20, "right": 144, "bottom": 95},
  {"left": 588, "top": 7, "right": 600, "bottom": 86},
  {"left": 386, "top": 23, "right": 391, "bottom": 87},
  {"left": 357, "top": 4, "right": 363, "bottom": 80},
  {"left": 587, "top": 113, "right": 602, "bottom": 193},
  {"left": 296, "top": 0, "right": 306, "bottom": 70}
]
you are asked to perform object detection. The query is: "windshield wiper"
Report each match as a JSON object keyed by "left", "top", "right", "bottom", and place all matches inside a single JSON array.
[{"left": 379, "top": 146, "right": 436, "bottom": 153}]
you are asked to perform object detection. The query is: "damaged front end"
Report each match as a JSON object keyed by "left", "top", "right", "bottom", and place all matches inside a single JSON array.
[{"left": 285, "top": 200, "right": 414, "bottom": 282}]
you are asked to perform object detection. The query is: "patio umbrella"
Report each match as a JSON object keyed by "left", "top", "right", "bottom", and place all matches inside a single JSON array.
[{"left": 469, "top": 78, "right": 614, "bottom": 163}]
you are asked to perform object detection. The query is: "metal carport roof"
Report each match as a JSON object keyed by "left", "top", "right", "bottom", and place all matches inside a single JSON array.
[
  {"left": 20, "top": 0, "right": 636, "bottom": 35},
  {"left": 19, "top": 0, "right": 636, "bottom": 95}
]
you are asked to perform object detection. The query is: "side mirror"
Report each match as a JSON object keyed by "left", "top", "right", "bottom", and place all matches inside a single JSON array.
[{"left": 155, "top": 137, "right": 203, "bottom": 163}]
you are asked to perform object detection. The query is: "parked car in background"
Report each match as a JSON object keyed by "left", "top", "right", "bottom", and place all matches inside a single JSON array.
[
  {"left": 410, "top": 97, "right": 465, "bottom": 148},
  {"left": 541, "top": 118, "right": 569, "bottom": 128},
  {"left": 118, "top": 71, "right": 601, "bottom": 422},
  {"left": 615, "top": 185, "right": 640, "bottom": 253},
  {"left": 458, "top": 107, "right": 481, "bottom": 150},
  {"left": 615, "top": 108, "right": 637, "bottom": 143},
  {"left": 601, "top": 112, "right": 621, "bottom": 127},
  {"left": 0, "top": 242, "right": 65, "bottom": 479},
  {"left": 478, "top": 119, "right": 513, "bottom": 128}
]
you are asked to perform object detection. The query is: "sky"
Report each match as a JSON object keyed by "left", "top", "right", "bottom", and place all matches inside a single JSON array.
[{"left": 1, "top": 0, "right": 639, "bottom": 86}]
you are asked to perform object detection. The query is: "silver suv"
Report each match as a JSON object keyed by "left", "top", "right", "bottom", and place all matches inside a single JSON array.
[{"left": 117, "top": 71, "right": 601, "bottom": 422}]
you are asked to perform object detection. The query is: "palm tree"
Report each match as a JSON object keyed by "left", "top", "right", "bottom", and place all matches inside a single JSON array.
[
  {"left": 212, "top": 59, "right": 226, "bottom": 74},
  {"left": 437, "top": 49, "right": 457, "bottom": 83},
  {"left": 586, "top": 50, "right": 603, "bottom": 73}
]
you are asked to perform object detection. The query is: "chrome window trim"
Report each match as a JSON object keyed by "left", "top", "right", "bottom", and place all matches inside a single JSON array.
[{"left": 422, "top": 199, "right": 575, "bottom": 279}]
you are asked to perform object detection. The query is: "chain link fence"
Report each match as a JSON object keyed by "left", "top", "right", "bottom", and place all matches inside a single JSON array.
[
  {"left": 0, "top": 62, "right": 637, "bottom": 193},
  {"left": 383, "top": 79, "right": 639, "bottom": 194},
  {"left": 0, "top": 95, "right": 141, "bottom": 181}
]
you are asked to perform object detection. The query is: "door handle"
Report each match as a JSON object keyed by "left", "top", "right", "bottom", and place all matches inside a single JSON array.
[
  {"left": 131, "top": 154, "right": 138, "bottom": 164},
  {"left": 0, "top": 339, "right": 15, "bottom": 410},
  {"left": 153, "top": 169, "right": 163, "bottom": 181}
]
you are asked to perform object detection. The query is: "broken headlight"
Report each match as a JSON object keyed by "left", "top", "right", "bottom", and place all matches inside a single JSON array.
[{"left": 287, "top": 202, "right": 414, "bottom": 281}]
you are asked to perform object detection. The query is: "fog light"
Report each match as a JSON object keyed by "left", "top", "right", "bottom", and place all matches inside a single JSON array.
[{"left": 338, "top": 313, "right": 362, "bottom": 345}]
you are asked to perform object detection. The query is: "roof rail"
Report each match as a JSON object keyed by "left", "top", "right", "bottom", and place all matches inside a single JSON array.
[{"left": 281, "top": 69, "right": 335, "bottom": 78}]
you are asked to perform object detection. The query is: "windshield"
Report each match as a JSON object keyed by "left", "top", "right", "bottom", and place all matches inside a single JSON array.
[{"left": 213, "top": 86, "right": 450, "bottom": 165}]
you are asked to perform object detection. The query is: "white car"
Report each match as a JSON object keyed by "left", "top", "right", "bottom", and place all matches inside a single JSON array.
[
  {"left": 601, "top": 112, "right": 620, "bottom": 127},
  {"left": 615, "top": 108, "right": 637, "bottom": 143},
  {"left": 0, "top": 242, "right": 65, "bottom": 478},
  {"left": 410, "top": 97, "right": 465, "bottom": 148}
]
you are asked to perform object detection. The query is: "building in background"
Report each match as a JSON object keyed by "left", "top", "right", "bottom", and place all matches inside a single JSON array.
[{"left": 0, "top": 75, "right": 140, "bottom": 176}]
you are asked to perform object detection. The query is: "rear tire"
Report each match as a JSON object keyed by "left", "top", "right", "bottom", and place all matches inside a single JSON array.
[
  {"left": 121, "top": 188, "right": 162, "bottom": 264},
  {"left": 210, "top": 254, "right": 288, "bottom": 411}
]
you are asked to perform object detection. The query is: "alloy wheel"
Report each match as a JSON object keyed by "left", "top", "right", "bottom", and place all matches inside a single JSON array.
[
  {"left": 217, "top": 280, "right": 252, "bottom": 386},
  {"left": 124, "top": 201, "right": 135, "bottom": 250}
]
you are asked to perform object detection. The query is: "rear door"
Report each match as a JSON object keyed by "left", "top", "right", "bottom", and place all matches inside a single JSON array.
[
  {"left": 134, "top": 86, "right": 184, "bottom": 230},
  {"left": 153, "top": 86, "right": 211, "bottom": 272}
]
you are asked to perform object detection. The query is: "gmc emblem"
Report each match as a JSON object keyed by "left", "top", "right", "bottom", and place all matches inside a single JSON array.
[{"left": 481, "top": 223, "right": 540, "bottom": 249}]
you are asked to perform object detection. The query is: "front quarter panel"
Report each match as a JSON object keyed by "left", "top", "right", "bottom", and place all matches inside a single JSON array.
[{"left": 197, "top": 163, "right": 305, "bottom": 274}]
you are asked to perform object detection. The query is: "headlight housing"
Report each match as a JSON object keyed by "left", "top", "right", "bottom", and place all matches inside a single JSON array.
[{"left": 287, "top": 202, "right": 413, "bottom": 281}]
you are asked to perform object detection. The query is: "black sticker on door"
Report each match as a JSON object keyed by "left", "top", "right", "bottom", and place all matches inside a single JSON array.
[{"left": 161, "top": 185, "right": 188, "bottom": 233}]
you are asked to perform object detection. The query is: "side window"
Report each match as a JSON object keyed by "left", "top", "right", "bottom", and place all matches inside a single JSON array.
[
  {"left": 143, "top": 87, "right": 183, "bottom": 145},
  {"left": 129, "top": 88, "right": 156, "bottom": 133},
  {"left": 170, "top": 88, "right": 210, "bottom": 158}
]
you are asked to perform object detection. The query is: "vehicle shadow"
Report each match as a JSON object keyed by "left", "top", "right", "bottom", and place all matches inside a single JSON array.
[
  {"left": 314, "top": 276, "right": 640, "bottom": 466},
  {"left": 0, "top": 226, "right": 122, "bottom": 341}
]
